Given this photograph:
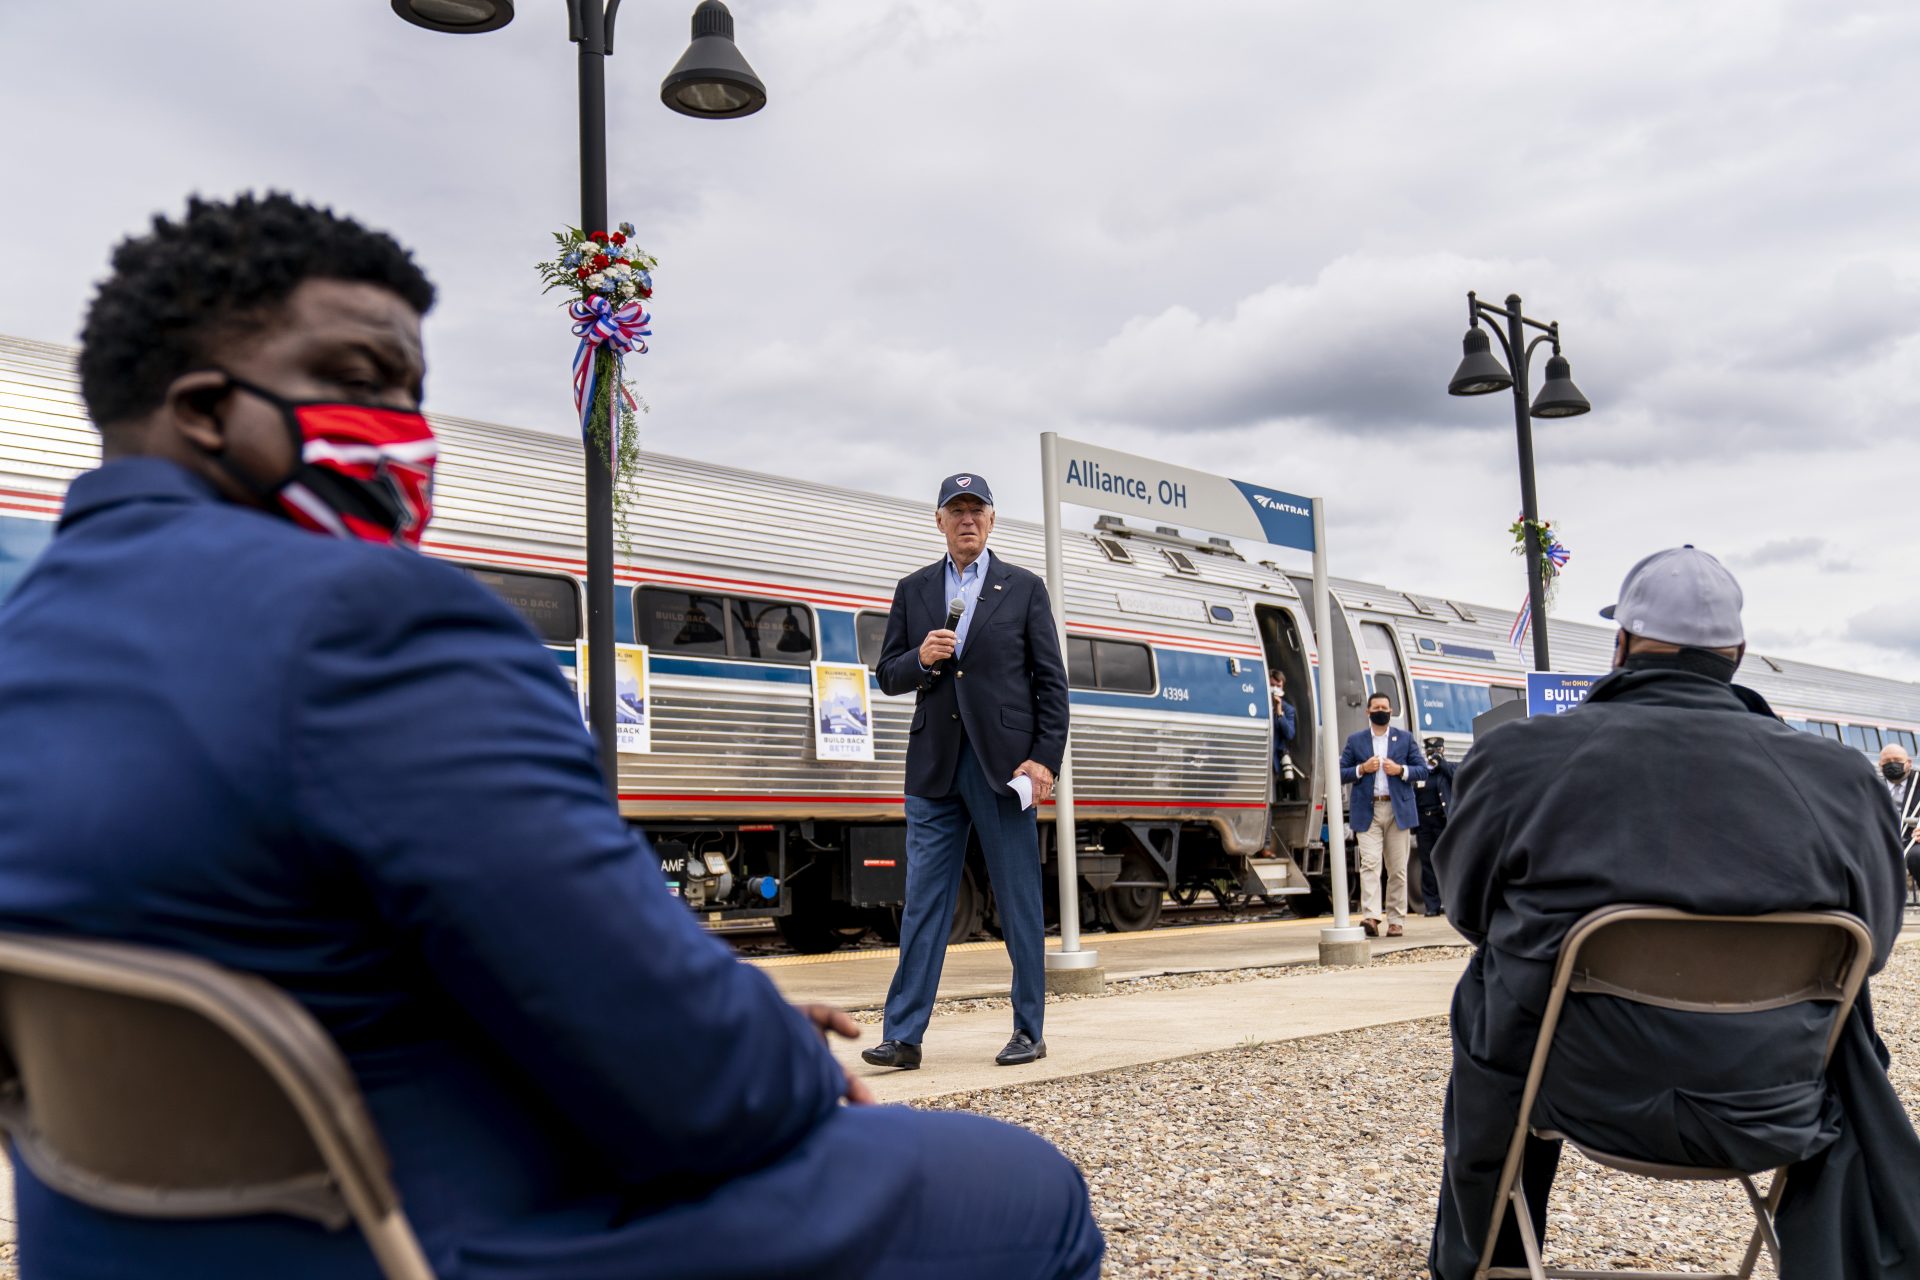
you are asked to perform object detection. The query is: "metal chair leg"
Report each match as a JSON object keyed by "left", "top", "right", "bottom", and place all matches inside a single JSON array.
[
  {"left": 1733, "top": 1172, "right": 1784, "bottom": 1279},
  {"left": 1510, "top": 1184, "right": 1550, "bottom": 1280}
]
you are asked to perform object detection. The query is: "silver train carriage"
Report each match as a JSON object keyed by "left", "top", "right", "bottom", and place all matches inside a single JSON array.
[{"left": 4, "top": 334, "right": 1918, "bottom": 950}]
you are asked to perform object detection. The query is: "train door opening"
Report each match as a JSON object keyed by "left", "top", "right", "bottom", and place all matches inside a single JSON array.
[
  {"left": 1283, "top": 575, "right": 1368, "bottom": 742},
  {"left": 1255, "top": 604, "right": 1316, "bottom": 813},
  {"left": 1360, "top": 621, "right": 1413, "bottom": 733}
]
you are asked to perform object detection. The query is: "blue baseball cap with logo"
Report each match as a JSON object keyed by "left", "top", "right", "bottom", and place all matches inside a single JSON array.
[
  {"left": 1599, "top": 545, "right": 1745, "bottom": 648},
  {"left": 937, "top": 473, "right": 994, "bottom": 508}
]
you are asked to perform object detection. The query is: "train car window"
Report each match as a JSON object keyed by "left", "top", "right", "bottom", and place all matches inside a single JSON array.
[
  {"left": 1784, "top": 718, "right": 1812, "bottom": 734},
  {"left": 1487, "top": 685, "right": 1524, "bottom": 708},
  {"left": 463, "top": 566, "right": 580, "bottom": 644},
  {"left": 1066, "top": 636, "right": 1096, "bottom": 689},
  {"left": 1892, "top": 729, "right": 1918, "bottom": 753},
  {"left": 856, "top": 611, "right": 889, "bottom": 668},
  {"left": 729, "top": 598, "right": 816, "bottom": 664},
  {"left": 1093, "top": 639, "right": 1155, "bottom": 692},
  {"left": 1860, "top": 725, "right": 1884, "bottom": 751},
  {"left": 636, "top": 588, "right": 730, "bottom": 659},
  {"left": 1813, "top": 721, "right": 1842, "bottom": 742},
  {"left": 1841, "top": 724, "right": 1871, "bottom": 751},
  {"left": 1371, "top": 672, "right": 1403, "bottom": 715}
]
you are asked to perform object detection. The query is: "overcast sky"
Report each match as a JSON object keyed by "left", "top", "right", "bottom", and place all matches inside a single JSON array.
[{"left": 2, "top": 0, "right": 1916, "bottom": 680}]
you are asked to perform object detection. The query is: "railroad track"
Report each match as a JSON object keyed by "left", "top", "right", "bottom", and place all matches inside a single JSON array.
[{"left": 718, "top": 898, "right": 1305, "bottom": 958}]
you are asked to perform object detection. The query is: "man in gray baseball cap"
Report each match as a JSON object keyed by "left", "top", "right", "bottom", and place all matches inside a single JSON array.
[
  {"left": 1598, "top": 543, "right": 1745, "bottom": 652},
  {"left": 1426, "top": 547, "right": 1918, "bottom": 1278}
]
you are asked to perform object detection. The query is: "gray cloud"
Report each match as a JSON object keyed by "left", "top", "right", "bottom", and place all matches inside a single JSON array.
[
  {"left": 1847, "top": 601, "right": 1920, "bottom": 662},
  {"left": 2, "top": 0, "right": 1919, "bottom": 678},
  {"left": 1729, "top": 538, "right": 1827, "bottom": 569}
]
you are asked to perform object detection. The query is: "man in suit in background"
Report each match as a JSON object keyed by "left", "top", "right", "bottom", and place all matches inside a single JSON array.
[
  {"left": 1882, "top": 744, "right": 1919, "bottom": 895},
  {"left": 1340, "top": 691, "right": 1429, "bottom": 937},
  {"left": 1412, "top": 736, "right": 1456, "bottom": 917},
  {"left": 862, "top": 474, "right": 1070, "bottom": 1069},
  {"left": 0, "top": 193, "right": 1103, "bottom": 1280}
]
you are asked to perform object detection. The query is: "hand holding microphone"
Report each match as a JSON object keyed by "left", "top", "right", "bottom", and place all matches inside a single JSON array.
[{"left": 918, "top": 596, "right": 966, "bottom": 670}]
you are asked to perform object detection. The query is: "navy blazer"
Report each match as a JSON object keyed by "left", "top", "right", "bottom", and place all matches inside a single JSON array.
[
  {"left": 875, "top": 554, "right": 1069, "bottom": 800},
  {"left": 0, "top": 460, "right": 910, "bottom": 1278},
  {"left": 1339, "top": 725, "right": 1429, "bottom": 832}
]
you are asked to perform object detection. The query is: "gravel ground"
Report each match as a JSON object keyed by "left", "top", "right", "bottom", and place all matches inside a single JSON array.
[
  {"left": 848, "top": 945, "right": 1477, "bottom": 1026},
  {"left": 921, "top": 943, "right": 1920, "bottom": 1279}
]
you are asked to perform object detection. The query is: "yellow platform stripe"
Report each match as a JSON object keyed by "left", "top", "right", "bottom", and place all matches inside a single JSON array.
[{"left": 745, "top": 915, "right": 1323, "bottom": 969}]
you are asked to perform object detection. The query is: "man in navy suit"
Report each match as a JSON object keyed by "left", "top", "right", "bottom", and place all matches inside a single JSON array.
[
  {"left": 1339, "top": 691, "right": 1428, "bottom": 937},
  {"left": 0, "top": 193, "right": 1102, "bottom": 1279},
  {"left": 861, "top": 475, "right": 1069, "bottom": 1070}
]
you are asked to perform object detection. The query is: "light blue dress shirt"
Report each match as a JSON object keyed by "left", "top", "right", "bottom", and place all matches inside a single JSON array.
[{"left": 943, "top": 547, "right": 991, "bottom": 654}]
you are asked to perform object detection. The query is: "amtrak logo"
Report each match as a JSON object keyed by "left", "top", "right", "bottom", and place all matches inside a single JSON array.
[
  {"left": 1251, "top": 492, "right": 1311, "bottom": 518},
  {"left": 956, "top": 476, "right": 973, "bottom": 488}
]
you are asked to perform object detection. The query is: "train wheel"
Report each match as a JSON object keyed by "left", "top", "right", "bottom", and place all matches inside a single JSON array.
[
  {"left": 1290, "top": 879, "right": 1332, "bottom": 918},
  {"left": 873, "top": 865, "right": 986, "bottom": 947},
  {"left": 952, "top": 864, "right": 986, "bottom": 944},
  {"left": 774, "top": 911, "right": 869, "bottom": 954},
  {"left": 1100, "top": 850, "right": 1165, "bottom": 932}
]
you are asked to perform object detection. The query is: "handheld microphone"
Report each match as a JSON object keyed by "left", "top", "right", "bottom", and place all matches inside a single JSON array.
[{"left": 938, "top": 596, "right": 966, "bottom": 672}]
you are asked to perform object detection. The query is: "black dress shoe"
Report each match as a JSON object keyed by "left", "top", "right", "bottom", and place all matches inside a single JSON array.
[
  {"left": 860, "top": 1039, "right": 922, "bottom": 1070},
  {"left": 995, "top": 1032, "right": 1046, "bottom": 1066}
]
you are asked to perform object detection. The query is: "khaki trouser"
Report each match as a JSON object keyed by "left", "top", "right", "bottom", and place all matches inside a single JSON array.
[{"left": 1356, "top": 795, "right": 1409, "bottom": 924}]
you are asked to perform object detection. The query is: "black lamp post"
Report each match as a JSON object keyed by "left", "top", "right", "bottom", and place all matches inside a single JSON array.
[
  {"left": 1446, "top": 291, "right": 1591, "bottom": 672},
  {"left": 392, "top": 0, "right": 765, "bottom": 794}
]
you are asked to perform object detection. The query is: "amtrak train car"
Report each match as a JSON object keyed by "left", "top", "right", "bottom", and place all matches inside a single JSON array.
[{"left": 4, "top": 334, "right": 1918, "bottom": 951}]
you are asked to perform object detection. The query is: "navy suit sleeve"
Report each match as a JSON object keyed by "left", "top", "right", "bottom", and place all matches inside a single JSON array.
[
  {"left": 1024, "top": 576, "right": 1070, "bottom": 774},
  {"left": 289, "top": 553, "right": 846, "bottom": 1184},
  {"left": 1277, "top": 699, "right": 1296, "bottom": 746},
  {"left": 1339, "top": 734, "right": 1362, "bottom": 784},
  {"left": 1400, "top": 734, "right": 1430, "bottom": 783},
  {"left": 875, "top": 575, "right": 929, "bottom": 698}
]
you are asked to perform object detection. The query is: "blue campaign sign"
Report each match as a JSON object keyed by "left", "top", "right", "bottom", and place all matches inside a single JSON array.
[{"left": 1526, "top": 672, "right": 1604, "bottom": 717}]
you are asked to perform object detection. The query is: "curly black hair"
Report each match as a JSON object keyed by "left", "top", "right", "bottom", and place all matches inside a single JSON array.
[{"left": 78, "top": 192, "right": 436, "bottom": 427}]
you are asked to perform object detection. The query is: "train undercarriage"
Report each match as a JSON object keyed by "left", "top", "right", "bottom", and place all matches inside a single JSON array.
[{"left": 641, "top": 813, "right": 1338, "bottom": 954}]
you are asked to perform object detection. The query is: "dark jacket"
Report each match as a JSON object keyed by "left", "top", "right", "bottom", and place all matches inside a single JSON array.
[
  {"left": 0, "top": 460, "right": 906, "bottom": 1279},
  {"left": 1414, "top": 757, "right": 1455, "bottom": 830},
  {"left": 1428, "top": 662, "right": 1919, "bottom": 1280},
  {"left": 1338, "top": 725, "right": 1428, "bottom": 832},
  {"left": 1271, "top": 696, "right": 1297, "bottom": 774},
  {"left": 875, "top": 553, "right": 1069, "bottom": 799}
]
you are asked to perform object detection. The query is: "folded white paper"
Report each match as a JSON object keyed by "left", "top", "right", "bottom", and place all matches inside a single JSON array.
[{"left": 1009, "top": 774, "right": 1034, "bottom": 810}]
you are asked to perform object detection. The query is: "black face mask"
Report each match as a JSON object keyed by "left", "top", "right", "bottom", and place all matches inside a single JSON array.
[
  {"left": 1369, "top": 709, "right": 1392, "bottom": 726},
  {"left": 1885, "top": 762, "right": 1908, "bottom": 783}
]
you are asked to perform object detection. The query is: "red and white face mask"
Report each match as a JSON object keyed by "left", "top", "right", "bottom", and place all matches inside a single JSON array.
[{"left": 213, "top": 375, "right": 437, "bottom": 548}]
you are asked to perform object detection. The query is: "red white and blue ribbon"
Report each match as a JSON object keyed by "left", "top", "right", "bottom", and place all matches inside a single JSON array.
[
  {"left": 569, "top": 295, "right": 650, "bottom": 482},
  {"left": 1509, "top": 537, "right": 1571, "bottom": 648}
]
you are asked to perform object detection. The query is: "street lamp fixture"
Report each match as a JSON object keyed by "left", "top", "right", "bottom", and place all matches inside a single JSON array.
[
  {"left": 661, "top": 1, "right": 767, "bottom": 118},
  {"left": 390, "top": 0, "right": 515, "bottom": 34},
  {"left": 393, "top": 0, "right": 765, "bottom": 795},
  {"left": 1446, "top": 291, "right": 1591, "bottom": 671}
]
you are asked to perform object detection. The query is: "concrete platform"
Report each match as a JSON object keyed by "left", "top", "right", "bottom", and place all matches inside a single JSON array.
[
  {"left": 838, "top": 954, "right": 1469, "bottom": 1104},
  {"left": 750, "top": 912, "right": 1466, "bottom": 1008}
]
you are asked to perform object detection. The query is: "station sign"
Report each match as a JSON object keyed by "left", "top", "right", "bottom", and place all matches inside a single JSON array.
[
  {"left": 1050, "top": 435, "right": 1315, "bottom": 552},
  {"left": 1526, "top": 671, "right": 1604, "bottom": 717}
]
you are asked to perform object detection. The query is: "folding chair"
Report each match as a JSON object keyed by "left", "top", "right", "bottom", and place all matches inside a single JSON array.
[
  {"left": 0, "top": 932, "right": 435, "bottom": 1279},
  {"left": 1475, "top": 905, "right": 1873, "bottom": 1280}
]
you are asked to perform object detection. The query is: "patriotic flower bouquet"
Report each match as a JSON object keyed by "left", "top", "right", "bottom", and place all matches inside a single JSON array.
[
  {"left": 1506, "top": 516, "right": 1572, "bottom": 648},
  {"left": 1508, "top": 516, "right": 1571, "bottom": 605},
  {"left": 536, "top": 223, "right": 657, "bottom": 523}
]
